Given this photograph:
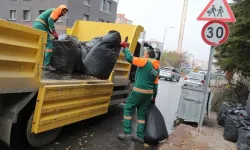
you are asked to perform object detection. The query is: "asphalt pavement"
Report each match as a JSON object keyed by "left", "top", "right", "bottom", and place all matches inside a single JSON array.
[
  {"left": 156, "top": 79, "right": 183, "bottom": 133},
  {"left": 1, "top": 79, "right": 183, "bottom": 150}
]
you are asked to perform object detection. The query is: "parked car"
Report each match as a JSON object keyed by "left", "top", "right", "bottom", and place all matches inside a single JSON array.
[
  {"left": 198, "top": 70, "right": 207, "bottom": 75},
  {"left": 159, "top": 67, "right": 180, "bottom": 82},
  {"left": 184, "top": 72, "right": 205, "bottom": 85}
]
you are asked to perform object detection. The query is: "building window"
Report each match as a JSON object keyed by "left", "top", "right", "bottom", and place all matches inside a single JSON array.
[
  {"left": 23, "top": 10, "right": 30, "bottom": 21},
  {"left": 9, "top": 10, "right": 16, "bottom": 20},
  {"left": 106, "top": 1, "right": 111, "bottom": 13},
  {"left": 39, "top": 10, "right": 45, "bottom": 15},
  {"left": 99, "top": 19, "right": 104, "bottom": 22},
  {"left": 83, "top": 14, "right": 89, "bottom": 21},
  {"left": 100, "top": 0, "right": 106, "bottom": 11},
  {"left": 84, "top": 0, "right": 90, "bottom": 6}
]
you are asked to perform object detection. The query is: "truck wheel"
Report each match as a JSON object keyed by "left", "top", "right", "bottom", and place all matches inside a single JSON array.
[
  {"left": 177, "top": 77, "right": 180, "bottom": 82},
  {"left": 26, "top": 113, "right": 62, "bottom": 148}
]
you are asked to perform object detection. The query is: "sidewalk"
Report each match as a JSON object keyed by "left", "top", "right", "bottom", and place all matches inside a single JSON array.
[{"left": 159, "top": 113, "right": 237, "bottom": 150}]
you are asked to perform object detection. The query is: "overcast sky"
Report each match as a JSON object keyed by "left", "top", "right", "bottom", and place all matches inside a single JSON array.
[{"left": 117, "top": 0, "right": 233, "bottom": 61}]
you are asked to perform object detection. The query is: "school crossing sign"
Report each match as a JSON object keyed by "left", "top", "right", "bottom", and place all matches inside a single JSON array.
[{"left": 197, "top": 0, "right": 236, "bottom": 22}]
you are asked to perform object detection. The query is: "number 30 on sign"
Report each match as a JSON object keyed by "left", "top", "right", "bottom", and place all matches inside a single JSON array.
[{"left": 201, "top": 20, "right": 229, "bottom": 46}]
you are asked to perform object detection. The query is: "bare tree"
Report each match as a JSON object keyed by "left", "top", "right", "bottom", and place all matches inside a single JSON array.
[{"left": 160, "top": 51, "right": 189, "bottom": 69}]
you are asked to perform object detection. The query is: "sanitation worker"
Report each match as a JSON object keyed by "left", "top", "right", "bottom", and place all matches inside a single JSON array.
[
  {"left": 33, "top": 5, "right": 68, "bottom": 71},
  {"left": 118, "top": 41, "right": 160, "bottom": 143}
]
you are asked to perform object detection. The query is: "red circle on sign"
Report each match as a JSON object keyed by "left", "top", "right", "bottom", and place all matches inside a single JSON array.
[{"left": 201, "top": 20, "right": 229, "bottom": 46}]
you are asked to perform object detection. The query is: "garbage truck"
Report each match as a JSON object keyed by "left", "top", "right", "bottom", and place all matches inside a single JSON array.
[{"left": 0, "top": 20, "right": 144, "bottom": 148}]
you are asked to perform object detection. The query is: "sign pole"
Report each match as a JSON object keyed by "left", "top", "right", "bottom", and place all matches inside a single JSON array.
[
  {"left": 197, "top": 0, "right": 235, "bottom": 131},
  {"left": 198, "top": 46, "right": 215, "bottom": 132}
]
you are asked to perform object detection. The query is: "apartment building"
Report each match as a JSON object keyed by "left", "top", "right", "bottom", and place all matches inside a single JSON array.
[
  {"left": 0, "top": 0, "right": 118, "bottom": 33},
  {"left": 116, "top": 14, "right": 133, "bottom": 25}
]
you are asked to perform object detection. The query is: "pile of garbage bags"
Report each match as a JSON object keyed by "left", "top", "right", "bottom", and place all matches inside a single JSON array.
[
  {"left": 217, "top": 102, "right": 247, "bottom": 127},
  {"left": 217, "top": 101, "right": 250, "bottom": 150},
  {"left": 51, "top": 31, "right": 121, "bottom": 80}
]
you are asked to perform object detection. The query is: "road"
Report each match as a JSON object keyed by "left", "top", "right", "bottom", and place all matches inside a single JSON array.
[
  {"left": 156, "top": 79, "right": 183, "bottom": 133},
  {"left": 2, "top": 79, "right": 183, "bottom": 150}
]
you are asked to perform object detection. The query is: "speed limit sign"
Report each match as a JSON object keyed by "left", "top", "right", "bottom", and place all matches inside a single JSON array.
[{"left": 201, "top": 20, "right": 229, "bottom": 46}]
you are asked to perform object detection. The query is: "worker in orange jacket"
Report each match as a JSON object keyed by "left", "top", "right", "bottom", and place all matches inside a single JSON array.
[
  {"left": 33, "top": 5, "right": 68, "bottom": 71},
  {"left": 118, "top": 41, "right": 160, "bottom": 144}
]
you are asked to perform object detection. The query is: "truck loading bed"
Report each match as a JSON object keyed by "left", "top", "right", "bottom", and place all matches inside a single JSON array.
[
  {"left": 33, "top": 69, "right": 114, "bottom": 134},
  {"left": 41, "top": 70, "right": 107, "bottom": 85}
]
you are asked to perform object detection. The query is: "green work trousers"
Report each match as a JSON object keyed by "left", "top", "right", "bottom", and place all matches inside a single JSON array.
[
  {"left": 33, "top": 21, "right": 53, "bottom": 66},
  {"left": 123, "top": 91, "right": 152, "bottom": 139}
]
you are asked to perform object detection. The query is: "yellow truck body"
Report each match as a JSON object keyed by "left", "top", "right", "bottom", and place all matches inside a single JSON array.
[
  {"left": 0, "top": 20, "right": 144, "bottom": 139},
  {"left": 0, "top": 20, "right": 46, "bottom": 94}
]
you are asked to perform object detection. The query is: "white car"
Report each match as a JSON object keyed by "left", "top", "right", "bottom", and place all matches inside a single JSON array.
[
  {"left": 184, "top": 72, "right": 206, "bottom": 85},
  {"left": 159, "top": 67, "right": 180, "bottom": 82},
  {"left": 198, "top": 71, "right": 207, "bottom": 75}
]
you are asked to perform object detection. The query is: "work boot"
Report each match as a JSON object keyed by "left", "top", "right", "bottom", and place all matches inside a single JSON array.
[
  {"left": 132, "top": 136, "right": 144, "bottom": 144},
  {"left": 117, "top": 133, "right": 132, "bottom": 140},
  {"left": 43, "top": 65, "right": 57, "bottom": 72}
]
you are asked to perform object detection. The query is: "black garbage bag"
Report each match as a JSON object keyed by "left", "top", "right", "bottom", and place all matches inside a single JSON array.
[
  {"left": 80, "top": 37, "right": 102, "bottom": 72},
  {"left": 62, "top": 35, "right": 86, "bottom": 73},
  {"left": 82, "top": 31, "right": 121, "bottom": 79},
  {"left": 246, "top": 100, "right": 250, "bottom": 116},
  {"left": 237, "top": 128, "right": 250, "bottom": 150},
  {"left": 235, "top": 110, "right": 249, "bottom": 118},
  {"left": 223, "top": 114, "right": 241, "bottom": 142},
  {"left": 237, "top": 118, "right": 250, "bottom": 150},
  {"left": 144, "top": 104, "right": 169, "bottom": 143},
  {"left": 217, "top": 102, "right": 233, "bottom": 127},
  {"left": 51, "top": 36, "right": 80, "bottom": 73},
  {"left": 65, "top": 35, "right": 82, "bottom": 45},
  {"left": 84, "top": 37, "right": 103, "bottom": 53},
  {"left": 73, "top": 37, "right": 103, "bottom": 73},
  {"left": 80, "top": 45, "right": 88, "bottom": 62},
  {"left": 74, "top": 45, "right": 89, "bottom": 73},
  {"left": 73, "top": 44, "right": 85, "bottom": 73}
]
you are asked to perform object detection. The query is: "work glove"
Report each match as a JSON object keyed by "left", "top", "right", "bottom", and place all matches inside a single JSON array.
[
  {"left": 151, "top": 98, "right": 155, "bottom": 104},
  {"left": 52, "top": 30, "right": 59, "bottom": 40},
  {"left": 121, "top": 42, "right": 128, "bottom": 48}
]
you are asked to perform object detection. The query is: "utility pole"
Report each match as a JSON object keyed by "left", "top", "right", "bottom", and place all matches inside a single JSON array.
[{"left": 162, "top": 27, "right": 174, "bottom": 51}]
